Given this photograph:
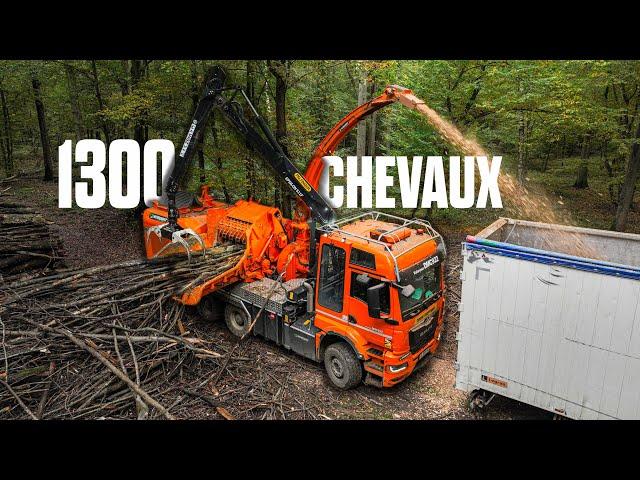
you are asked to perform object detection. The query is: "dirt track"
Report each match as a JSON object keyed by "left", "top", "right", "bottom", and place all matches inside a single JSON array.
[{"left": 8, "top": 178, "right": 549, "bottom": 420}]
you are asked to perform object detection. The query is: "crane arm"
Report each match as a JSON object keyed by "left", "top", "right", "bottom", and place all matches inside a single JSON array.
[
  {"left": 161, "top": 66, "right": 335, "bottom": 240},
  {"left": 303, "top": 85, "right": 415, "bottom": 190}
]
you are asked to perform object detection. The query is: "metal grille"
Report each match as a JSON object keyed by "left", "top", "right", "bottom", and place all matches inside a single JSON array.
[
  {"left": 217, "top": 216, "right": 250, "bottom": 244},
  {"left": 409, "top": 317, "right": 438, "bottom": 353}
]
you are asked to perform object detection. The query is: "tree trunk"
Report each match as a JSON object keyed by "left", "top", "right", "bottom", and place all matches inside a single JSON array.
[
  {"left": 613, "top": 121, "right": 640, "bottom": 231},
  {"left": 267, "top": 60, "right": 292, "bottom": 218},
  {"left": 368, "top": 80, "right": 377, "bottom": 156},
  {"left": 209, "top": 111, "right": 231, "bottom": 204},
  {"left": 517, "top": 110, "right": 526, "bottom": 184},
  {"left": 574, "top": 134, "right": 590, "bottom": 189},
  {"left": 0, "top": 87, "right": 13, "bottom": 176},
  {"left": 573, "top": 163, "right": 589, "bottom": 189},
  {"left": 131, "top": 60, "right": 145, "bottom": 148},
  {"left": 64, "top": 64, "right": 85, "bottom": 141},
  {"left": 602, "top": 138, "right": 613, "bottom": 177},
  {"left": 244, "top": 60, "right": 257, "bottom": 198},
  {"left": 356, "top": 77, "right": 367, "bottom": 158},
  {"left": 130, "top": 59, "right": 147, "bottom": 211},
  {"left": 91, "top": 61, "right": 111, "bottom": 145},
  {"left": 31, "top": 75, "right": 53, "bottom": 181}
]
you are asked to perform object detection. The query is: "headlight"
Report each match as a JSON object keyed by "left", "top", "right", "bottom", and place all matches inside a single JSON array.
[{"left": 388, "top": 362, "right": 408, "bottom": 373}]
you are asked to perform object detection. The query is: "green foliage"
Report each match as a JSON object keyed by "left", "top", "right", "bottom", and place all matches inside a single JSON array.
[{"left": 0, "top": 59, "right": 638, "bottom": 230}]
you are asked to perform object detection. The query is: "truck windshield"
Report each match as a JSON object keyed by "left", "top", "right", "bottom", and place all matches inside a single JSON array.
[{"left": 399, "top": 256, "right": 441, "bottom": 320}]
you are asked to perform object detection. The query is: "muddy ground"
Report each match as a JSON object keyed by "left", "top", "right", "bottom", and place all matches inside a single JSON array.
[{"left": 6, "top": 178, "right": 549, "bottom": 420}]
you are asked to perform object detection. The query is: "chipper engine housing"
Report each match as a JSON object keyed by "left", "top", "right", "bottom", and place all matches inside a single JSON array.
[{"left": 143, "top": 185, "right": 312, "bottom": 305}]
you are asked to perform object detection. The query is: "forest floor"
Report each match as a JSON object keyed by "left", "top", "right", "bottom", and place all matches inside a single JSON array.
[{"left": 5, "top": 154, "right": 636, "bottom": 419}]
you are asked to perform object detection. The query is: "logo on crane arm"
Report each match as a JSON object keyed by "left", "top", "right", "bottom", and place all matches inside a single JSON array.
[
  {"left": 180, "top": 120, "right": 198, "bottom": 157},
  {"left": 294, "top": 172, "right": 312, "bottom": 192},
  {"left": 285, "top": 176, "right": 305, "bottom": 198}
]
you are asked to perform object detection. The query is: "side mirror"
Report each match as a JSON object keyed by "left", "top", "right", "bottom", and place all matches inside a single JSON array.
[{"left": 367, "top": 283, "right": 384, "bottom": 319}]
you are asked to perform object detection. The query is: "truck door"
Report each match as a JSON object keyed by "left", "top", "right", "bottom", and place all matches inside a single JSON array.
[
  {"left": 346, "top": 248, "right": 394, "bottom": 346},
  {"left": 316, "top": 242, "right": 347, "bottom": 317}
]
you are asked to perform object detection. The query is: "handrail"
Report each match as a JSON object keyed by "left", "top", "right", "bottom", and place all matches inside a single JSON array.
[{"left": 318, "top": 211, "right": 443, "bottom": 281}]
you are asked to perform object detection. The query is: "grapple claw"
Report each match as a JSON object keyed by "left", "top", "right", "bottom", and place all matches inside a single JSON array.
[{"left": 146, "top": 223, "right": 206, "bottom": 260}]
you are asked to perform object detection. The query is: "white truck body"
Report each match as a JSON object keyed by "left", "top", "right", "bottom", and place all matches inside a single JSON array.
[{"left": 455, "top": 218, "right": 640, "bottom": 419}]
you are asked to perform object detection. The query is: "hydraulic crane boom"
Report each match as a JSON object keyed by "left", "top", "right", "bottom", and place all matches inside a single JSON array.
[
  {"left": 156, "top": 66, "right": 335, "bottom": 248},
  {"left": 294, "top": 85, "right": 420, "bottom": 222}
]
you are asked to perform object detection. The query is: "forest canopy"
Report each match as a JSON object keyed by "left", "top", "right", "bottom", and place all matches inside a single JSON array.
[{"left": 0, "top": 60, "right": 639, "bottom": 232}]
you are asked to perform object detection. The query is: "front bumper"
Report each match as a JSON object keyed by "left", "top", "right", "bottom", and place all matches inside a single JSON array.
[{"left": 377, "top": 331, "right": 440, "bottom": 387}]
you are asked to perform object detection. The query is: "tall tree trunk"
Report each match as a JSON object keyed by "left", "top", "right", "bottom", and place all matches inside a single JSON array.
[
  {"left": 118, "top": 60, "right": 131, "bottom": 139},
  {"left": 91, "top": 60, "right": 111, "bottom": 145},
  {"left": 356, "top": 76, "right": 367, "bottom": 158},
  {"left": 267, "top": 60, "right": 292, "bottom": 218},
  {"left": 130, "top": 60, "right": 145, "bottom": 148},
  {"left": 32, "top": 75, "right": 53, "bottom": 181},
  {"left": 209, "top": 111, "right": 231, "bottom": 204},
  {"left": 574, "top": 134, "right": 589, "bottom": 189},
  {"left": 244, "top": 60, "right": 257, "bottom": 198},
  {"left": 64, "top": 64, "right": 85, "bottom": 141},
  {"left": 190, "top": 61, "right": 206, "bottom": 184},
  {"left": 130, "top": 59, "right": 147, "bottom": 211},
  {"left": 0, "top": 87, "right": 13, "bottom": 176},
  {"left": 368, "top": 80, "right": 377, "bottom": 156},
  {"left": 517, "top": 110, "right": 526, "bottom": 184},
  {"left": 613, "top": 121, "right": 640, "bottom": 231}
]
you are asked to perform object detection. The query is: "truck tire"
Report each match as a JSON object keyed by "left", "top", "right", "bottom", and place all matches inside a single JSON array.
[
  {"left": 224, "top": 303, "right": 250, "bottom": 338},
  {"left": 324, "top": 343, "right": 362, "bottom": 390},
  {"left": 197, "top": 294, "right": 224, "bottom": 322}
]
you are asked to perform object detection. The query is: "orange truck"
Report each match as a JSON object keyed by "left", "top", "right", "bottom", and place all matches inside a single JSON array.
[{"left": 143, "top": 66, "right": 446, "bottom": 389}]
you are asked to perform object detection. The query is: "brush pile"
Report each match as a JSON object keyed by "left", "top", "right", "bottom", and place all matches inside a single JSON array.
[
  {"left": 0, "top": 246, "right": 242, "bottom": 419},
  {"left": 0, "top": 193, "right": 65, "bottom": 276},
  {"left": 0, "top": 244, "right": 329, "bottom": 419}
]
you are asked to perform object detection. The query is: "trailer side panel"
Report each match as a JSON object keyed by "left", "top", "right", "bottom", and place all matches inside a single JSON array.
[{"left": 456, "top": 241, "right": 640, "bottom": 419}]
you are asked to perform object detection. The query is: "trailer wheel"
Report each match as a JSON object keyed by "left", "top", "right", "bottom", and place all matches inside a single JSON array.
[
  {"left": 324, "top": 343, "right": 362, "bottom": 390},
  {"left": 197, "top": 294, "right": 224, "bottom": 322},
  {"left": 224, "top": 303, "right": 250, "bottom": 338}
]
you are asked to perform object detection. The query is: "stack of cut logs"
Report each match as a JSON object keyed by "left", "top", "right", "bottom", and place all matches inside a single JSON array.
[{"left": 0, "top": 195, "right": 64, "bottom": 276}]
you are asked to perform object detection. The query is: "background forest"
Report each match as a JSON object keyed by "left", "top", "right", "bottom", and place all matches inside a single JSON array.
[{"left": 0, "top": 60, "right": 639, "bottom": 234}]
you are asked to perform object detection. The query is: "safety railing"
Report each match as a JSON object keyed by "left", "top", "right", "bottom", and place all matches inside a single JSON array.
[{"left": 318, "top": 211, "right": 442, "bottom": 281}]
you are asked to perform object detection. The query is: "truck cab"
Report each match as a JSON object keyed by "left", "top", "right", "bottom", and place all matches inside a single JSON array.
[
  {"left": 313, "top": 212, "right": 446, "bottom": 388},
  {"left": 214, "top": 211, "right": 446, "bottom": 390}
]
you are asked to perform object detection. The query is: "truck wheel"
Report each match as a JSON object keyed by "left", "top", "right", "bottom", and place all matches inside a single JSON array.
[
  {"left": 224, "top": 303, "right": 250, "bottom": 338},
  {"left": 324, "top": 343, "right": 362, "bottom": 390},
  {"left": 197, "top": 294, "right": 224, "bottom": 322}
]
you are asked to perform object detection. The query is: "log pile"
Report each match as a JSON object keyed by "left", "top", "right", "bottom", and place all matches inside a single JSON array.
[
  {"left": 0, "top": 197, "right": 65, "bottom": 276},
  {"left": 0, "top": 244, "right": 329, "bottom": 419}
]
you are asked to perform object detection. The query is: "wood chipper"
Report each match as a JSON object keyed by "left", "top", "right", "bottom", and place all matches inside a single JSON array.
[{"left": 143, "top": 66, "right": 446, "bottom": 389}]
